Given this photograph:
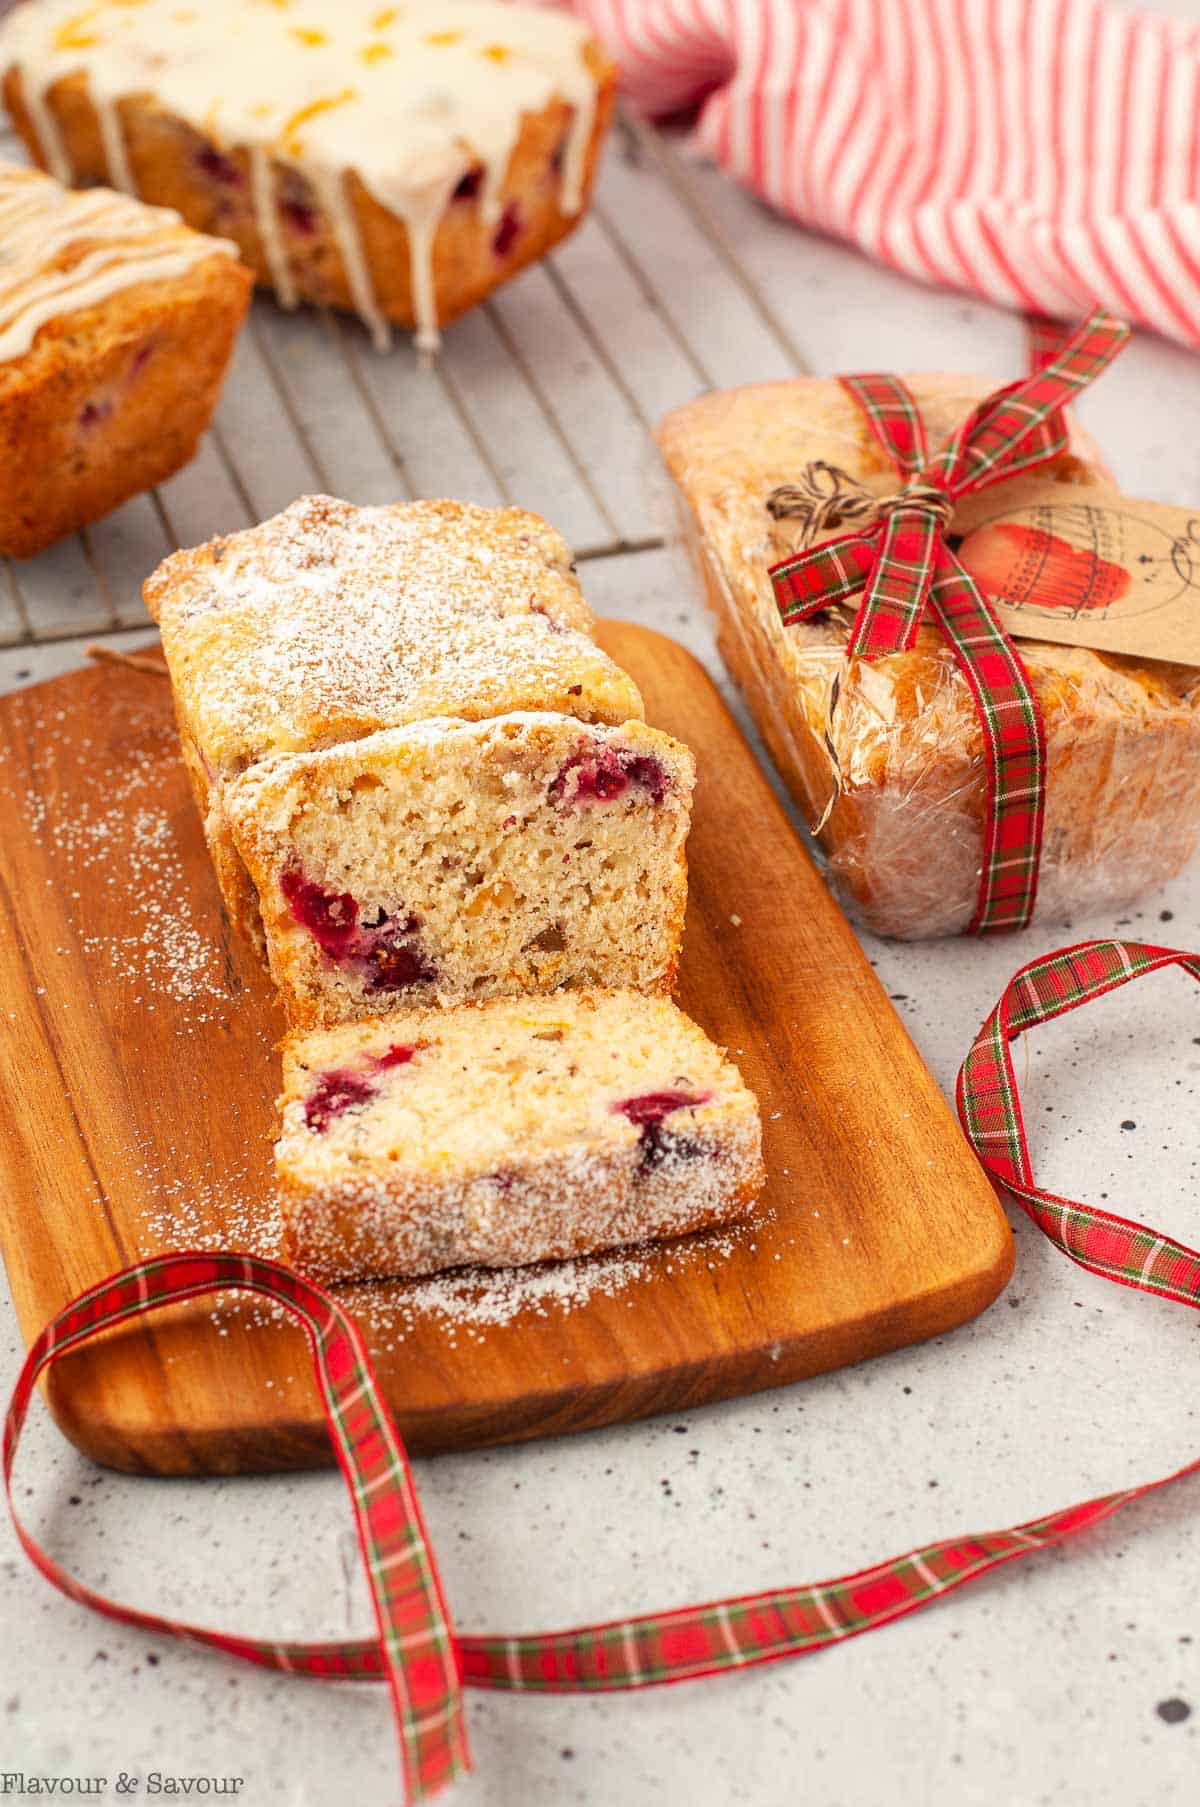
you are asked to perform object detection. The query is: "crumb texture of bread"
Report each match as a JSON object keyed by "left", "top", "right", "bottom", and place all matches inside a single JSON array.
[
  {"left": 657, "top": 374, "right": 1200, "bottom": 939},
  {"left": 276, "top": 989, "right": 765, "bottom": 1282},
  {"left": 0, "top": 164, "right": 250, "bottom": 558},
  {"left": 0, "top": 0, "right": 616, "bottom": 349},
  {"left": 227, "top": 712, "right": 695, "bottom": 1027}
]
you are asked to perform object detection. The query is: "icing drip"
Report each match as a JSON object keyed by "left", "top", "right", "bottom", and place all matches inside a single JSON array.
[
  {"left": 13, "top": 59, "right": 71, "bottom": 184},
  {"left": 310, "top": 165, "right": 389, "bottom": 351},
  {"left": 0, "top": 166, "right": 238, "bottom": 363},
  {"left": 250, "top": 145, "right": 298, "bottom": 311},
  {"left": 0, "top": 0, "right": 601, "bottom": 353},
  {"left": 94, "top": 92, "right": 133, "bottom": 192}
]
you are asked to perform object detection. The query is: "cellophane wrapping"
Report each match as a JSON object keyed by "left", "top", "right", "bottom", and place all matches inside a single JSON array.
[{"left": 657, "top": 375, "right": 1200, "bottom": 940}]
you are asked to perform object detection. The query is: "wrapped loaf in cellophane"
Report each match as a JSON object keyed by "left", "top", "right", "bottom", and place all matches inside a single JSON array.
[{"left": 658, "top": 375, "right": 1200, "bottom": 940}]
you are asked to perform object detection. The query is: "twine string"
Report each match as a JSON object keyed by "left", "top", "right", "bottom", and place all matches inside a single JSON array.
[{"left": 767, "top": 462, "right": 954, "bottom": 550}]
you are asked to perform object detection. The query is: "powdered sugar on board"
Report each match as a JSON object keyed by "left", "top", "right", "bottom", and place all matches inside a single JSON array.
[
  {"left": 360, "top": 1209, "right": 784, "bottom": 1346},
  {"left": 1, "top": 687, "right": 231, "bottom": 1024},
  {"left": 194, "top": 1207, "right": 784, "bottom": 1353}
]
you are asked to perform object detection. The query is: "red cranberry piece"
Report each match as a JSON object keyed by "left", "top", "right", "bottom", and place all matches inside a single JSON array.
[
  {"left": 361, "top": 918, "right": 437, "bottom": 993},
  {"left": 197, "top": 146, "right": 243, "bottom": 187},
  {"left": 77, "top": 399, "right": 112, "bottom": 429},
  {"left": 280, "top": 197, "right": 317, "bottom": 236},
  {"left": 453, "top": 165, "right": 484, "bottom": 202},
  {"left": 622, "top": 755, "right": 668, "bottom": 803},
  {"left": 616, "top": 1089, "right": 709, "bottom": 1126},
  {"left": 492, "top": 202, "right": 521, "bottom": 258},
  {"left": 128, "top": 340, "right": 155, "bottom": 379},
  {"left": 615, "top": 1090, "right": 713, "bottom": 1169},
  {"left": 550, "top": 748, "right": 670, "bottom": 807},
  {"left": 374, "top": 1042, "right": 418, "bottom": 1070},
  {"left": 550, "top": 749, "right": 627, "bottom": 805},
  {"left": 304, "top": 1068, "right": 377, "bottom": 1133},
  {"left": 530, "top": 600, "right": 566, "bottom": 635},
  {"left": 280, "top": 865, "right": 359, "bottom": 956}
]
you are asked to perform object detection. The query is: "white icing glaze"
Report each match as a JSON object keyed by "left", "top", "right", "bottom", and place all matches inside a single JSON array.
[
  {"left": 250, "top": 145, "right": 297, "bottom": 311},
  {"left": 0, "top": 0, "right": 601, "bottom": 351},
  {"left": 93, "top": 91, "right": 133, "bottom": 192},
  {"left": 0, "top": 165, "right": 237, "bottom": 363}
]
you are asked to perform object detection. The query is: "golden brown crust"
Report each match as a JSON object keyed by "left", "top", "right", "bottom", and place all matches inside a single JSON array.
[
  {"left": 3, "top": 45, "right": 616, "bottom": 334},
  {"left": 659, "top": 375, "right": 1200, "bottom": 938},
  {"left": 0, "top": 246, "right": 251, "bottom": 558}
]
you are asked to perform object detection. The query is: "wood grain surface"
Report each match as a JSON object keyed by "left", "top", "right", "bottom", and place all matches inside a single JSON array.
[{"left": 0, "top": 622, "right": 1013, "bottom": 1474}]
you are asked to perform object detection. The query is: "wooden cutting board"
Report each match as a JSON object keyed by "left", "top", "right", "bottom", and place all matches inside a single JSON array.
[{"left": 0, "top": 623, "right": 1012, "bottom": 1474}]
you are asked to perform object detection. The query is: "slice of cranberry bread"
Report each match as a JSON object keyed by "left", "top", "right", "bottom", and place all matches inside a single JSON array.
[
  {"left": 144, "top": 495, "right": 644, "bottom": 955},
  {"left": 225, "top": 712, "right": 695, "bottom": 1028},
  {"left": 275, "top": 989, "right": 765, "bottom": 1282},
  {"left": 0, "top": 164, "right": 250, "bottom": 558}
]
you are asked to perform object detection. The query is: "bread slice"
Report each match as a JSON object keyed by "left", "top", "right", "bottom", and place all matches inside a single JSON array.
[
  {"left": 225, "top": 712, "right": 695, "bottom": 1027},
  {"left": 275, "top": 989, "right": 765, "bottom": 1282}
]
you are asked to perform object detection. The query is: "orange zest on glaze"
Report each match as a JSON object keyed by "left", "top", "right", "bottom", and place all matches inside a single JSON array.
[
  {"left": 959, "top": 522, "right": 1133, "bottom": 615},
  {"left": 426, "top": 30, "right": 461, "bottom": 46},
  {"left": 279, "top": 88, "right": 357, "bottom": 154},
  {"left": 482, "top": 44, "right": 512, "bottom": 63},
  {"left": 360, "top": 41, "right": 393, "bottom": 64},
  {"left": 371, "top": 6, "right": 398, "bottom": 26},
  {"left": 52, "top": 11, "right": 102, "bottom": 50},
  {"left": 290, "top": 26, "right": 328, "bottom": 47}
]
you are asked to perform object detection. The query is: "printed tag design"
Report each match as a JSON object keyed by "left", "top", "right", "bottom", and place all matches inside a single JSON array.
[{"left": 954, "top": 481, "right": 1200, "bottom": 665}]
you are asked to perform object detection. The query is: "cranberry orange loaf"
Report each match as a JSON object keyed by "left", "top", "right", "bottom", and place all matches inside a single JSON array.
[
  {"left": 224, "top": 712, "right": 694, "bottom": 1027},
  {"left": 658, "top": 376, "right": 1200, "bottom": 939},
  {"left": 0, "top": 164, "right": 250, "bottom": 558},
  {"left": 276, "top": 990, "right": 765, "bottom": 1282},
  {"left": 144, "top": 494, "right": 646, "bottom": 958},
  {"left": 0, "top": 0, "right": 616, "bottom": 351}
]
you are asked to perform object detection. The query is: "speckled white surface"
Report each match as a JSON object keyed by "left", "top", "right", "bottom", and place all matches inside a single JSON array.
[{"left": 3, "top": 83, "right": 1200, "bottom": 1807}]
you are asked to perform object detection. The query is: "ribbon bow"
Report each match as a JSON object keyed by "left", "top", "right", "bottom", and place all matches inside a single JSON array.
[{"left": 769, "top": 311, "right": 1130, "bottom": 933}]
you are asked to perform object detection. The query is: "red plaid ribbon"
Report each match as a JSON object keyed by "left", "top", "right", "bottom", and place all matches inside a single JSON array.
[
  {"left": 3, "top": 1254, "right": 470, "bottom": 1804},
  {"left": 770, "top": 311, "right": 1130, "bottom": 933},
  {"left": 8, "top": 940, "right": 1200, "bottom": 1801}
]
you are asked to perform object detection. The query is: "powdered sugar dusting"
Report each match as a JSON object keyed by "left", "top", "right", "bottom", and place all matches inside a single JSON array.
[
  {"left": 148, "top": 496, "right": 643, "bottom": 776},
  {"left": 190, "top": 1206, "right": 782, "bottom": 1350},
  {"left": 354, "top": 1208, "right": 781, "bottom": 1344}
]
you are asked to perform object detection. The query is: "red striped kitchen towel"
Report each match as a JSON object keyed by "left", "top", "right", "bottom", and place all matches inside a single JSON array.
[{"left": 565, "top": 0, "right": 1200, "bottom": 347}]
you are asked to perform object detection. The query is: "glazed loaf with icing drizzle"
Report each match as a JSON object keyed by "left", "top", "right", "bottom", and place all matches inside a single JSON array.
[
  {"left": 275, "top": 989, "right": 765, "bottom": 1282},
  {"left": 0, "top": 0, "right": 616, "bottom": 351},
  {"left": 0, "top": 164, "right": 250, "bottom": 558},
  {"left": 658, "top": 376, "right": 1200, "bottom": 939},
  {"left": 144, "top": 495, "right": 691, "bottom": 1019}
]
